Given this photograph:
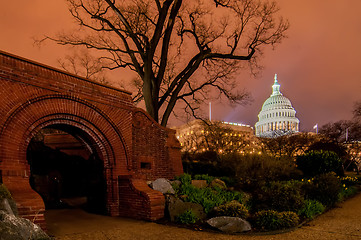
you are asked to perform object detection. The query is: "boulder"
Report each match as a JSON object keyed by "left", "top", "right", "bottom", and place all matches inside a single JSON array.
[
  {"left": 191, "top": 180, "right": 208, "bottom": 189},
  {"left": 166, "top": 195, "right": 206, "bottom": 222},
  {"left": 210, "top": 179, "right": 227, "bottom": 189},
  {"left": 150, "top": 178, "right": 175, "bottom": 194},
  {"left": 0, "top": 210, "right": 50, "bottom": 240},
  {"left": 207, "top": 216, "right": 251, "bottom": 233},
  {"left": 0, "top": 199, "right": 15, "bottom": 216},
  {"left": 0, "top": 198, "right": 18, "bottom": 217}
]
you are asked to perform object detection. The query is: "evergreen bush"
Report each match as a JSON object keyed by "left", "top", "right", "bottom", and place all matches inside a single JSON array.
[
  {"left": 176, "top": 209, "right": 199, "bottom": 224},
  {"left": 213, "top": 200, "right": 249, "bottom": 219},
  {"left": 298, "top": 199, "right": 325, "bottom": 220},
  {"left": 251, "top": 181, "right": 304, "bottom": 212},
  {"left": 339, "top": 185, "right": 358, "bottom": 201},
  {"left": 0, "top": 184, "right": 12, "bottom": 199},
  {"left": 0, "top": 184, "right": 18, "bottom": 216},
  {"left": 253, "top": 210, "right": 299, "bottom": 231},
  {"left": 220, "top": 154, "right": 302, "bottom": 191},
  {"left": 296, "top": 150, "right": 343, "bottom": 177},
  {"left": 302, "top": 173, "right": 341, "bottom": 207}
]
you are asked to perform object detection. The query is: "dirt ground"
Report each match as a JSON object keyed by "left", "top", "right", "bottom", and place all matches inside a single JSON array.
[{"left": 46, "top": 192, "right": 361, "bottom": 240}]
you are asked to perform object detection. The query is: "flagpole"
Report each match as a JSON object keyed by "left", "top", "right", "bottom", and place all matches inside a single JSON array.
[
  {"left": 346, "top": 128, "right": 349, "bottom": 142},
  {"left": 313, "top": 124, "right": 318, "bottom": 134},
  {"left": 209, "top": 102, "right": 212, "bottom": 121}
]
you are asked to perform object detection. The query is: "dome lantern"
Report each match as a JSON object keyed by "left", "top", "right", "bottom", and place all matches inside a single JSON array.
[
  {"left": 255, "top": 74, "right": 300, "bottom": 137},
  {"left": 271, "top": 74, "right": 281, "bottom": 96}
]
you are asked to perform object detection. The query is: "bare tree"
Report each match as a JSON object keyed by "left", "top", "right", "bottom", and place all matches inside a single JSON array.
[
  {"left": 353, "top": 101, "right": 361, "bottom": 119},
  {"left": 39, "top": 0, "right": 288, "bottom": 126},
  {"left": 177, "top": 120, "right": 253, "bottom": 153},
  {"left": 320, "top": 120, "right": 361, "bottom": 143},
  {"left": 344, "top": 141, "right": 361, "bottom": 174},
  {"left": 57, "top": 49, "right": 110, "bottom": 84},
  {"left": 259, "top": 132, "right": 320, "bottom": 159}
]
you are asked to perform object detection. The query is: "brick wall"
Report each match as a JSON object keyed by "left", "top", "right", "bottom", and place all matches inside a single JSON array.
[
  {"left": 118, "top": 176, "right": 165, "bottom": 220},
  {"left": 0, "top": 50, "right": 183, "bottom": 229}
]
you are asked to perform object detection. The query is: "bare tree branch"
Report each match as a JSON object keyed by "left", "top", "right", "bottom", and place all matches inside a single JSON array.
[{"left": 38, "top": 0, "right": 288, "bottom": 126}]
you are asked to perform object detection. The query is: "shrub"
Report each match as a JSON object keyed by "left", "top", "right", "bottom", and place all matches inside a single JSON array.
[
  {"left": 220, "top": 154, "right": 302, "bottom": 191},
  {"left": 296, "top": 150, "right": 343, "bottom": 177},
  {"left": 0, "top": 184, "right": 12, "bottom": 199},
  {"left": 213, "top": 200, "right": 249, "bottom": 219},
  {"left": 174, "top": 175, "right": 245, "bottom": 213},
  {"left": 339, "top": 185, "right": 358, "bottom": 201},
  {"left": 279, "top": 211, "right": 300, "bottom": 229},
  {"left": 253, "top": 210, "right": 299, "bottom": 231},
  {"left": 175, "top": 173, "right": 192, "bottom": 185},
  {"left": 186, "top": 186, "right": 244, "bottom": 213},
  {"left": 194, "top": 174, "right": 215, "bottom": 184},
  {"left": 182, "top": 151, "right": 224, "bottom": 176},
  {"left": 251, "top": 181, "right": 304, "bottom": 212},
  {"left": 176, "top": 209, "right": 199, "bottom": 224},
  {"left": 0, "top": 184, "right": 18, "bottom": 216},
  {"left": 339, "top": 176, "right": 359, "bottom": 186},
  {"left": 298, "top": 199, "right": 325, "bottom": 220},
  {"left": 219, "top": 176, "right": 236, "bottom": 187},
  {"left": 302, "top": 173, "right": 341, "bottom": 207}
]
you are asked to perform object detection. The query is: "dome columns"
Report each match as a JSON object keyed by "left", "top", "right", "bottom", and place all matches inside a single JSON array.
[{"left": 255, "top": 74, "right": 300, "bottom": 137}]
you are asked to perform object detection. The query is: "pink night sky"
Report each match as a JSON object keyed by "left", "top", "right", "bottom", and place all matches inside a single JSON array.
[{"left": 1, "top": 0, "right": 361, "bottom": 131}]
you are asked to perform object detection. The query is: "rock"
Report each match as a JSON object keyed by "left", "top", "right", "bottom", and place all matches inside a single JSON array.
[
  {"left": 210, "top": 179, "right": 227, "bottom": 189},
  {"left": 207, "top": 216, "right": 251, "bottom": 233},
  {"left": 0, "top": 210, "right": 50, "bottom": 240},
  {"left": 0, "top": 198, "right": 18, "bottom": 217},
  {"left": 0, "top": 199, "right": 14, "bottom": 216},
  {"left": 150, "top": 178, "right": 175, "bottom": 194},
  {"left": 166, "top": 195, "right": 206, "bottom": 222},
  {"left": 191, "top": 180, "right": 208, "bottom": 189}
]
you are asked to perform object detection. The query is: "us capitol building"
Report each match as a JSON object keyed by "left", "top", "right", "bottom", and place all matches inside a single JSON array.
[
  {"left": 255, "top": 74, "right": 299, "bottom": 137},
  {"left": 173, "top": 74, "right": 300, "bottom": 151}
]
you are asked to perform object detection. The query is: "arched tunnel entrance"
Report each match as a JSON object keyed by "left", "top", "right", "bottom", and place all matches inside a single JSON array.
[
  {"left": 26, "top": 124, "right": 106, "bottom": 214},
  {"left": 0, "top": 50, "right": 185, "bottom": 229}
]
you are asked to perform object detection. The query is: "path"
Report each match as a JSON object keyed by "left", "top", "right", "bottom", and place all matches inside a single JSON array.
[{"left": 46, "top": 193, "right": 361, "bottom": 240}]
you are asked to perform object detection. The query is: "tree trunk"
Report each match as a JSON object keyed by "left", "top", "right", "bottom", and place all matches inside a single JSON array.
[{"left": 142, "top": 76, "right": 159, "bottom": 123}]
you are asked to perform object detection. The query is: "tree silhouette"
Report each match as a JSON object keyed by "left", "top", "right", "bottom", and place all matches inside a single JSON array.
[{"left": 40, "top": 0, "right": 288, "bottom": 126}]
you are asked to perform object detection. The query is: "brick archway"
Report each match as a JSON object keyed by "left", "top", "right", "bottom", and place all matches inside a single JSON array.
[
  {"left": 0, "top": 50, "right": 183, "bottom": 229},
  {"left": 0, "top": 94, "right": 129, "bottom": 228}
]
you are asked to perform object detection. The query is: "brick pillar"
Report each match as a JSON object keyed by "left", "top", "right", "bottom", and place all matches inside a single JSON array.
[
  {"left": 118, "top": 175, "right": 165, "bottom": 220},
  {"left": 166, "top": 129, "right": 183, "bottom": 177}
]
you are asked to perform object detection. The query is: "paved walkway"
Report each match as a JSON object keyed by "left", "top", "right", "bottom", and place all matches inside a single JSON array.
[{"left": 46, "top": 193, "right": 361, "bottom": 240}]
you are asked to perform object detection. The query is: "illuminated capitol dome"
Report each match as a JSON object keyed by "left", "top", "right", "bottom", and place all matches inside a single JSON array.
[{"left": 255, "top": 74, "right": 299, "bottom": 137}]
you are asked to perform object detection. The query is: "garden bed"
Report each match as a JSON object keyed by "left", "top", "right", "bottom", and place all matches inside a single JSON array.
[{"left": 151, "top": 172, "right": 361, "bottom": 234}]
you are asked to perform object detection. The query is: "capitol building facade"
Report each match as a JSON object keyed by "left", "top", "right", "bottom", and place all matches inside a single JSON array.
[{"left": 255, "top": 74, "right": 299, "bottom": 137}]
